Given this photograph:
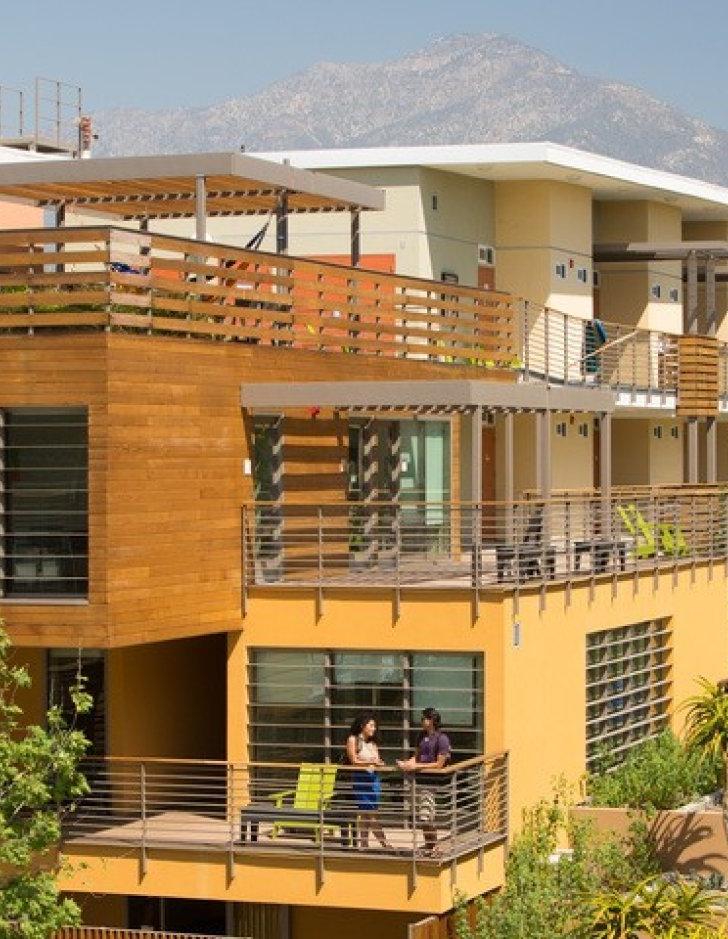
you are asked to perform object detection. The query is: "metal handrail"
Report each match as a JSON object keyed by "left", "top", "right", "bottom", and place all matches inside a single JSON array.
[
  {"left": 242, "top": 489, "right": 728, "bottom": 595},
  {"left": 64, "top": 753, "right": 509, "bottom": 875}
]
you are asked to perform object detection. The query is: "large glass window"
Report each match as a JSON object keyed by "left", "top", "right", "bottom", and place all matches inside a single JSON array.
[
  {"left": 47, "top": 648, "right": 106, "bottom": 756},
  {"left": 249, "top": 649, "right": 483, "bottom": 763},
  {"left": 586, "top": 620, "right": 671, "bottom": 771},
  {"left": 1, "top": 408, "right": 88, "bottom": 598}
]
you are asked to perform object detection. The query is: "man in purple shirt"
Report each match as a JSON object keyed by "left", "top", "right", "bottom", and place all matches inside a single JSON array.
[{"left": 397, "top": 707, "right": 451, "bottom": 854}]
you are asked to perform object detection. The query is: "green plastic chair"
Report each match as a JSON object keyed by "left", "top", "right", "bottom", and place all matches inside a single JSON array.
[
  {"left": 659, "top": 522, "right": 689, "bottom": 557},
  {"left": 617, "top": 504, "right": 657, "bottom": 559},
  {"left": 268, "top": 764, "right": 338, "bottom": 842}
]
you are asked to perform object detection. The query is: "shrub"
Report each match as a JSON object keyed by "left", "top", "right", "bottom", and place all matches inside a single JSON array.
[{"left": 587, "top": 731, "right": 721, "bottom": 811}]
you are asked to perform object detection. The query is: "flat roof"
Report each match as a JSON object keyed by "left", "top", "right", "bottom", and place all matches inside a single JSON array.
[
  {"left": 0, "top": 151, "right": 385, "bottom": 218},
  {"left": 254, "top": 141, "right": 728, "bottom": 222},
  {"left": 241, "top": 380, "right": 615, "bottom": 414}
]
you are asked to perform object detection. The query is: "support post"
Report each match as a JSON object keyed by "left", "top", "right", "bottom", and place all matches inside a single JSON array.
[
  {"left": 706, "top": 255, "right": 717, "bottom": 338},
  {"left": 536, "top": 411, "right": 551, "bottom": 499},
  {"left": 599, "top": 412, "right": 612, "bottom": 538},
  {"left": 504, "top": 410, "right": 514, "bottom": 544},
  {"left": 350, "top": 207, "right": 361, "bottom": 268},
  {"left": 687, "top": 418, "right": 699, "bottom": 485},
  {"left": 194, "top": 174, "right": 207, "bottom": 242},
  {"left": 276, "top": 190, "right": 289, "bottom": 255},
  {"left": 686, "top": 251, "right": 698, "bottom": 335},
  {"left": 470, "top": 406, "right": 483, "bottom": 507},
  {"left": 706, "top": 416, "right": 717, "bottom": 484}
]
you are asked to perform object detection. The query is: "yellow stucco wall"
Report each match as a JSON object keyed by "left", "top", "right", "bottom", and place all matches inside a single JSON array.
[
  {"left": 594, "top": 201, "right": 683, "bottom": 332},
  {"left": 494, "top": 180, "right": 593, "bottom": 318}
]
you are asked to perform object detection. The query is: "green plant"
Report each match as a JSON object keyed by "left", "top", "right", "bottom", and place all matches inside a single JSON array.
[
  {"left": 684, "top": 679, "right": 728, "bottom": 800},
  {"left": 0, "top": 622, "right": 92, "bottom": 938},
  {"left": 586, "top": 877, "right": 720, "bottom": 938},
  {"left": 587, "top": 731, "right": 721, "bottom": 810},
  {"left": 453, "top": 791, "right": 660, "bottom": 939}
]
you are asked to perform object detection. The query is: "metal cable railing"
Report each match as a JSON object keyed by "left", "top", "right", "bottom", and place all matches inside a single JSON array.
[
  {"left": 242, "top": 489, "right": 728, "bottom": 595},
  {"left": 64, "top": 754, "right": 508, "bottom": 873}
]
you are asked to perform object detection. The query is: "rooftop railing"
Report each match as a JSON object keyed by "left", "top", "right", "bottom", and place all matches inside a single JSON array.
[
  {"left": 57, "top": 930, "right": 241, "bottom": 939},
  {"left": 242, "top": 488, "right": 728, "bottom": 602},
  {"left": 63, "top": 753, "right": 508, "bottom": 881},
  {"left": 0, "top": 226, "right": 702, "bottom": 399}
]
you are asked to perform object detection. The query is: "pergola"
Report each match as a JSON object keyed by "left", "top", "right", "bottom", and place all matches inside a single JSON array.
[
  {"left": 593, "top": 240, "right": 728, "bottom": 336},
  {"left": 241, "top": 379, "right": 617, "bottom": 505},
  {"left": 0, "top": 151, "right": 385, "bottom": 263}
]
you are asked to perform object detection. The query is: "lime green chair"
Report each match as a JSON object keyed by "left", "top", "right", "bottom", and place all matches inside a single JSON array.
[
  {"left": 268, "top": 764, "right": 338, "bottom": 842},
  {"left": 659, "top": 522, "right": 689, "bottom": 557},
  {"left": 617, "top": 504, "right": 657, "bottom": 559}
]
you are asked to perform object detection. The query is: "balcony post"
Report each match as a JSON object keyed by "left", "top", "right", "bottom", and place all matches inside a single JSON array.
[
  {"left": 686, "top": 251, "right": 698, "bottom": 335},
  {"left": 707, "top": 417, "right": 718, "bottom": 484},
  {"left": 350, "top": 208, "right": 361, "bottom": 268},
  {"left": 276, "top": 190, "right": 289, "bottom": 255},
  {"left": 687, "top": 419, "right": 699, "bottom": 485},
  {"left": 536, "top": 411, "right": 551, "bottom": 499},
  {"left": 194, "top": 174, "right": 207, "bottom": 242},
  {"left": 504, "top": 410, "right": 514, "bottom": 545},
  {"left": 470, "top": 407, "right": 483, "bottom": 591}
]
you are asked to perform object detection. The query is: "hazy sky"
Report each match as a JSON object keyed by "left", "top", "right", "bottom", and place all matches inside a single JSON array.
[{"left": 2, "top": 0, "right": 727, "bottom": 127}]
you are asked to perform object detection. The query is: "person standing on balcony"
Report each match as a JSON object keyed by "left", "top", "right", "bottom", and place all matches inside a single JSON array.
[
  {"left": 345, "top": 713, "right": 391, "bottom": 851},
  {"left": 397, "top": 707, "right": 452, "bottom": 855}
]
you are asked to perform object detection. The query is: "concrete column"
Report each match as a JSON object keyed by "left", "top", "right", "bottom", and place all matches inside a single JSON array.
[
  {"left": 706, "top": 417, "right": 718, "bottom": 484},
  {"left": 706, "top": 255, "right": 717, "bottom": 337},
  {"left": 470, "top": 406, "right": 483, "bottom": 507},
  {"left": 686, "top": 251, "right": 698, "bottom": 335},
  {"left": 350, "top": 208, "right": 361, "bottom": 268},
  {"left": 194, "top": 174, "right": 207, "bottom": 242},
  {"left": 687, "top": 418, "right": 699, "bottom": 484},
  {"left": 276, "top": 190, "right": 289, "bottom": 255},
  {"left": 598, "top": 413, "right": 612, "bottom": 498},
  {"left": 536, "top": 411, "right": 551, "bottom": 498}
]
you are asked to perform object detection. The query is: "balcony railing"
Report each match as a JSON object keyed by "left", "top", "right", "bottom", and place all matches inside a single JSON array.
[
  {"left": 0, "top": 226, "right": 517, "bottom": 367},
  {"left": 0, "top": 226, "right": 704, "bottom": 399},
  {"left": 57, "top": 930, "right": 239, "bottom": 939},
  {"left": 63, "top": 754, "right": 508, "bottom": 877},
  {"left": 242, "top": 488, "right": 728, "bottom": 598}
]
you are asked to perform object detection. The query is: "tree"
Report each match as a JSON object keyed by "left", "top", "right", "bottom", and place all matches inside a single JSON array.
[
  {"left": 0, "top": 623, "right": 91, "bottom": 939},
  {"left": 683, "top": 678, "right": 728, "bottom": 815}
]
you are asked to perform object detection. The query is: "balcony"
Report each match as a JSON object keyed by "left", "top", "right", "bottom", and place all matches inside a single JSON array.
[
  {"left": 242, "top": 487, "right": 728, "bottom": 604},
  {"left": 60, "top": 754, "right": 508, "bottom": 908},
  {"left": 0, "top": 226, "right": 714, "bottom": 404}
]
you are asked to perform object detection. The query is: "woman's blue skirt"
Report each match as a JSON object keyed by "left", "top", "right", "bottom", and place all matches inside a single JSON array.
[{"left": 352, "top": 770, "right": 382, "bottom": 810}]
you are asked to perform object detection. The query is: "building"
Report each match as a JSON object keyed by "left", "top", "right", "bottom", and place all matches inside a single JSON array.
[{"left": 0, "top": 144, "right": 727, "bottom": 939}]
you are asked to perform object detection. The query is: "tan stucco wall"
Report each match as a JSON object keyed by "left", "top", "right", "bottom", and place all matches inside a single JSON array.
[
  {"left": 494, "top": 180, "right": 593, "bottom": 317},
  {"left": 594, "top": 201, "right": 683, "bottom": 332}
]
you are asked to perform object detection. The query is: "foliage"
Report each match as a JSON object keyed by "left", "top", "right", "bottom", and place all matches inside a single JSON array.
[
  {"left": 453, "top": 790, "right": 660, "bottom": 939},
  {"left": 587, "top": 731, "right": 721, "bottom": 811},
  {"left": 684, "top": 679, "right": 728, "bottom": 790},
  {"left": 0, "top": 623, "right": 91, "bottom": 939},
  {"left": 586, "top": 876, "right": 722, "bottom": 938}
]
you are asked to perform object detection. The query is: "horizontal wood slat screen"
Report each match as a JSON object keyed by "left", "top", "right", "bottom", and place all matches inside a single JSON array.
[
  {"left": 0, "top": 227, "right": 517, "bottom": 368},
  {"left": 677, "top": 335, "right": 719, "bottom": 416}
]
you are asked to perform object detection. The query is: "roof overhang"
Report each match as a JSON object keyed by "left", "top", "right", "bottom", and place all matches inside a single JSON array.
[
  {"left": 241, "top": 380, "right": 616, "bottom": 414},
  {"left": 0, "top": 151, "right": 385, "bottom": 219},
  {"left": 254, "top": 142, "right": 728, "bottom": 222},
  {"left": 594, "top": 240, "right": 728, "bottom": 262}
]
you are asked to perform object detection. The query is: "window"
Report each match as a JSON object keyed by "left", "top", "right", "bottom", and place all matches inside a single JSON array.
[
  {"left": 252, "top": 418, "right": 280, "bottom": 501},
  {"left": 577, "top": 267, "right": 588, "bottom": 284},
  {"left": 671, "top": 426, "right": 679, "bottom": 439},
  {"left": 477, "top": 245, "right": 495, "bottom": 266},
  {"left": 431, "top": 195, "right": 438, "bottom": 211},
  {"left": 669, "top": 287, "right": 680, "bottom": 302},
  {"left": 653, "top": 425, "right": 663, "bottom": 439},
  {"left": 48, "top": 649, "right": 106, "bottom": 755},
  {"left": 1, "top": 408, "right": 88, "bottom": 598},
  {"left": 249, "top": 649, "right": 484, "bottom": 763},
  {"left": 586, "top": 620, "right": 671, "bottom": 770},
  {"left": 556, "top": 422, "right": 567, "bottom": 437},
  {"left": 578, "top": 422, "right": 589, "bottom": 438},
  {"left": 555, "top": 263, "right": 567, "bottom": 279},
  {"left": 651, "top": 284, "right": 662, "bottom": 299},
  {"left": 592, "top": 271, "right": 601, "bottom": 288}
]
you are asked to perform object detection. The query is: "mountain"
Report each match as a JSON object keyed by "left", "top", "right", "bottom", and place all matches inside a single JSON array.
[{"left": 93, "top": 33, "right": 728, "bottom": 184}]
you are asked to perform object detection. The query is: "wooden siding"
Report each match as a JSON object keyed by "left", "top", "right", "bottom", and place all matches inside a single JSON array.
[
  {"left": 0, "top": 333, "right": 506, "bottom": 647},
  {"left": 677, "top": 335, "right": 719, "bottom": 416}
]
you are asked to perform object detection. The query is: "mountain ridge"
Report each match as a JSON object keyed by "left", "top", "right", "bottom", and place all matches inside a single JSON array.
[{"left": 92, "top": 33, "right": 728, "bottom": 185}]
